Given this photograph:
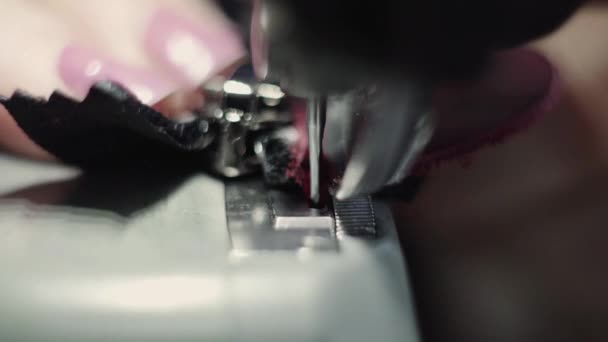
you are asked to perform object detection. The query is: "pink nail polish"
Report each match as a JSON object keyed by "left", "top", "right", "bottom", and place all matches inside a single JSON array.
[
  {"left": 58, "top": 44, "right": 176, "bottom": 104},
  {"left": 144, "top": 8, "right": 245, "bottom": 85}
]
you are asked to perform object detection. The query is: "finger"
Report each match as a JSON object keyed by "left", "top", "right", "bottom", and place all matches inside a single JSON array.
[
  {"left": 53, "top": 0, "right": 245, "bottom": 101},
  {"left": 0, "top": 0, "right": 91, "bottom": 159},
  {"left": 143, "top": 1, "right": 244, "bottom": 86},
  {"left": 0, "top": 0, "right": 244, "bottom": 159},
  {"left": 0, "top": 0, "right": 90, "bottom": 96},
  {"left": 534, "top": 4, "right": 608, "bottom": 119},
  {"left": 57, "top": 43, "right": 179, "bottom": 104}
]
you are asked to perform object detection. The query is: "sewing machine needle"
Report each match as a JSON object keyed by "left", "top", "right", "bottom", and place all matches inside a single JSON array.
[{"left": 307, "top": 95, "right": 326, "bottom": 207}]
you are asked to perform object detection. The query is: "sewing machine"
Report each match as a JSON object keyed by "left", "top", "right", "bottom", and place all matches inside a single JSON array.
[
  {"left": 0, "top": 0, "right": 439, "bottom": 340},
  {"left": 0, "top": 153, "right": 420, "bottom": 341},
  {"left": 0, "top": 67, "right": 425, "bottom": 341}
]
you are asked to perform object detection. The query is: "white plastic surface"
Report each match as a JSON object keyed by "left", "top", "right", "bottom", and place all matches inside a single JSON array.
[{"left": 0, "top": 154, "right": 420, "bottom": 342}]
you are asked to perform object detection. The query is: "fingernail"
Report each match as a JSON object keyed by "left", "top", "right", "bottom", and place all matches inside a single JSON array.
[
  {"left": 144, "top": 8, "right": 245, "bottom": 86},
  {"left": 58, "top": 43, "right": 176, "bottom": 104}
]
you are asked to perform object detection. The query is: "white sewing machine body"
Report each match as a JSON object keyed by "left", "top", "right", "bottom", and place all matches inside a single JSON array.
[{"left": 0, "top": 154, "right": 419, "bottom": 342}]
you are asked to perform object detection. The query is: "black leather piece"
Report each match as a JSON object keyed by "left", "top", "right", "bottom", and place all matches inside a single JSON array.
[
  {"left": 1, "top": 81, "right": 427, "bottom": 200},
  {"left": 1, "top": 81, "right": 217, "bottom": 172}
]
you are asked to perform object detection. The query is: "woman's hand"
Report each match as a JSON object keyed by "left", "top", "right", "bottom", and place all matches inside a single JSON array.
[{"left": 0, "top": 0, "right": 244, "bottom": 160}]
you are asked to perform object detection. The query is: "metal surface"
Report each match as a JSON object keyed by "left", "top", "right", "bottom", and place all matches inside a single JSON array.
[
  {"left": 306, "top": 96, "right": 326, "bottom": 207},
  {"left": 250, "top": 0, "right": 436, "bottom": 200},
  {"left": 335, "top": 83, "right": 434, "bottom": 200},
  {"left": 333, "top": 196, "right": 377, "bottom": 238},
  {"left": 200, "top": 63, "right": 291, "bottom": 178},
  {"left": 225, "top": 179, "right": 336, "bottom": 253},
  {"left": 205, "top": 60, "right": 435, "bottom": 200},
  {"left": 0, "top": 153, "right": 421, "bottom": 342}
]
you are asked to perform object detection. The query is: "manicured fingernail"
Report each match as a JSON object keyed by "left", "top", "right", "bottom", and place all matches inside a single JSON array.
[
  {"left": 144, "top": 8, "right": 245, "bottom": 85},
  {"left": 58, "top": 43, "right": 176, "bottom": 104}
]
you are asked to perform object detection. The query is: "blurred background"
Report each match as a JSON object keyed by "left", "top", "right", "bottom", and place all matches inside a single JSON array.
[{"left": 0, "top": 0, "right": 608, "bottom": 341}]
